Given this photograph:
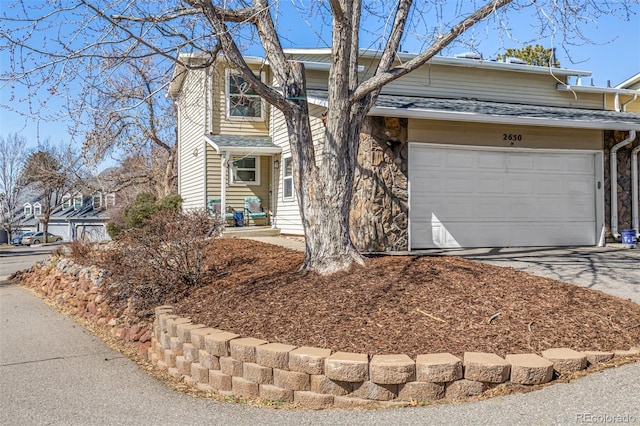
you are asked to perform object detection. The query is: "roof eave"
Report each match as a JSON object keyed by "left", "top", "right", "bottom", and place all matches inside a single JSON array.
[{"left": 370, "top": 105, "right": 640, "bottom": 131}]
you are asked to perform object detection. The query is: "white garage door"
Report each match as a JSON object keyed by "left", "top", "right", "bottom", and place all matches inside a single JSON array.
[
  {"left": 409, "top": 144, "right": 598, "bottom": 249},
  {"left": 48, "top": 224, "right": 70, "bottom": 241}
]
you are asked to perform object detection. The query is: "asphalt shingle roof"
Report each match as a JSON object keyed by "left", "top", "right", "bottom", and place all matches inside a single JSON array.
[{"left": 306, "top": 90, "right": 640, "bottom": 130}]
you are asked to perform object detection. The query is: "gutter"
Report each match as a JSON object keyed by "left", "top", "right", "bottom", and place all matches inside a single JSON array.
[{"left": 610, "top": 130, "right": 637, "bottom": 238}]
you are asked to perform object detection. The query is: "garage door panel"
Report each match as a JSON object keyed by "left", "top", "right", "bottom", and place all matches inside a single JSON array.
[{"left": 409, "top": 145, "right": 596, "bottom": 249}]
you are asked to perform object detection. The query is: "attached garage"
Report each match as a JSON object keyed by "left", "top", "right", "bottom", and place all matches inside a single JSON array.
[
  {"left": 48, "top": 223, "right": 71, "bottom": 242},
  {"left": 409, "top": 144, "right": 603, "bottom": 249}
]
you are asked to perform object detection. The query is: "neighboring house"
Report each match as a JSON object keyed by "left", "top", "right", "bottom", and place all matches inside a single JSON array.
[
  {"left": 169, "top": 49, "right": 640, "bottom": 251},
  {"left": 19, "top": 191, "right": 116, "bottom": 243}
]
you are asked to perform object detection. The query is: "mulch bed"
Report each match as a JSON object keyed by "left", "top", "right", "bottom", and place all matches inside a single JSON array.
[{"left": 174, "top": 238, "right": 640, "bottom": 358}]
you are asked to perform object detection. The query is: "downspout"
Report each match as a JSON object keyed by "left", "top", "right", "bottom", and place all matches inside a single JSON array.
[
  {"left": 203, "top": 68, "right": 210, "bottom": 209},
  {"left": 610, "top": 130, "right": 637, "bottom": 238},
  {"left": 221, "top": 151, "right": 229, "bottom": 219},
  {"left": 271, "top": 155, "right": 276, "bottom": 229},
  {"left": 632, "top": 142, "right": 640, "bottom": 237}
]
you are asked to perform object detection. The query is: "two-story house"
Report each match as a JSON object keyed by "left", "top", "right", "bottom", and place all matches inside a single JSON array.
[{"left": 168, "top": 49, "right": 640, "bottom": 251}]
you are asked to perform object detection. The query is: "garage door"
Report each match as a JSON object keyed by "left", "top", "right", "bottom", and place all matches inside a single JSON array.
[
  {"left": 48, "top": 224, "right": 70, "bottom": 241},
  {"left": 409, "top": 144, "right": 597, "bottom": 249}
]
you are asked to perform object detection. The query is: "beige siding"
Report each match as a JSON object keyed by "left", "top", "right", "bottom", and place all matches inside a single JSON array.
[
  {"left": 178, "top": 69, "right": 207, "bottom": 211},
  {"left": 270, "top": 108, "right": 302, "bottom": 234},
  {"left": 205, "top": 147, "right": 222, "bottom": 201},
  {"left": 604, "top": 93, "right": 640, "bottom": 113},
  {"left": 225, "top": 156, "right": 272, "bottom": 224},
  {"left": 294, "top": 54, "right": 602, "bottom": 109},
  {"left": 211, "top": 64, "right": 270, "bottom": 136},
  {"left": 408, "top": 119, "right": 603, "bottom": 150}
]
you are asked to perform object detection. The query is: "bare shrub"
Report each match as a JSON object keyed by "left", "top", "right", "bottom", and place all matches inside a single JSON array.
[
  {"left": 67, "top": 239, "right": 94, "bottom": 263},
  {"left": 97, "top": 209, "right": 223, "bottom": 317}
]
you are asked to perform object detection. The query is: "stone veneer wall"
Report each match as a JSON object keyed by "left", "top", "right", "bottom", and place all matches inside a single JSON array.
[
  {"left": 150, "top": 306, "right": 639, "bottom": 409},
  {"left": 604, "top": 130, "right": 640, "bottom": 241},
  {"left": 350, "top": 116, "right": 409, "bottom": 252}
]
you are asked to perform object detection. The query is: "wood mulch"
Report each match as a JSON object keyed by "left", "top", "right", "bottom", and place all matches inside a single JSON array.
[{"left": 174, "top": 238, "right": 640, "bottom": 359}]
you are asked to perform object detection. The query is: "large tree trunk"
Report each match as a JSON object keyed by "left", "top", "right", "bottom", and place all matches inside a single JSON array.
[{"left": 283, "top": 62, "right": 364, "bottom": 275}]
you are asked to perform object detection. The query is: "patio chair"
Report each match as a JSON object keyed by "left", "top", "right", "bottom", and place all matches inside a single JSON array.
[
  {"left": 207, "top": 198, "right": 235, "bottom": 225},
  {"left": 244, "top": 196, "right": 267, "bottom": 225}
]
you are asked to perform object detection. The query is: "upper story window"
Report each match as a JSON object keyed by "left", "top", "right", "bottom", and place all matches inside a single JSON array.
[
  {"left": 283, "top": 157, "right": 294, "bottom": 200},
  {"left": 24, "top": 203, "right": 32, "bottom": 217},
  {"left": 33, "top": 202, "right": 42, "bottom": 217},
  {"left": 92, "top": 192, "right": 102, "bottom": 209},
  {"left": 230, "top": 156, "right": 260, "bottom": 186},
  {"left": 226, "top": 70, "right": 264, "bottom": 121},
  {"left": 73, "top": 193, "right": 83, "bottom": 210},
  {"left": 62, "top": 194, "right": 71, "bottom": 210},
  {"left": 105, "top": 193, "right": 116, "bottom": 208}
]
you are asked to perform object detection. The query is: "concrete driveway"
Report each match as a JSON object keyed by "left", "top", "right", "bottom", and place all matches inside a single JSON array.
[{"left": 416, "top": 246, "right": 640, "bottom": 304}]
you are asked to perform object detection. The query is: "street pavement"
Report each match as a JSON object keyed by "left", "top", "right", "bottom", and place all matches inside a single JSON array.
[{"left": 1, "top": 244, "right": 639, "bottom": 425}]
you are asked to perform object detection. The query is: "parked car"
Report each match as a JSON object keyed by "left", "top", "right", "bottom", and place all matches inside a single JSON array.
[
  {"left": 11, "top": 232, "right": 32, "bottom": 245},
  {"left": 21, "top": 231, "right": 63, "bottom": 245}
]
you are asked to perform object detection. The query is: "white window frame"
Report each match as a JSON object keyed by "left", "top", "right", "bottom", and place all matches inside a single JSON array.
[
  {"left": 225, "top": 69, "right": 265, "bottom": 122},
  {"left": 33, "top": 202, "right": 42, "bottom": 217},
  {"left": 24, "top": 203, "right": 32, "bottom": 217},
  {"left": 92, "top": 192, "right": 102, "bottom": 209},
  {"left": 73, "top": 193, "right": 83, "bottom": 210},
  {"left": 62, "top": 194, "right": 71, "bottom": 209},
  {"left": 282, "top": 156, "right": 294, "bottom": 201},
  {"left": 105, "top": 193, "right": 116, "bottom": 207},
  {"left": 229, "top": 156, "right": 261, "bottom": 186}
]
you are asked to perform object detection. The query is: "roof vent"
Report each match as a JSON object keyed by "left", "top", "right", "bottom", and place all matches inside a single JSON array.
[
  {"left": 504, "top": 57, "right": 527, "bottom": 65},
  {"left": 454, "top": 52, "right": 482, "bottom": 60}
]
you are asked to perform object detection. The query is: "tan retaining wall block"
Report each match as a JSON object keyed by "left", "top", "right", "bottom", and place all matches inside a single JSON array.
[
  {"left": 190, "top": 328, "right": 221, "bottom": 350},
  {"left": 170, "top": 337, "right": 183, "bottom": 356},
  {"left": 273, "top": 368, "right": 310, "bottom": 391},
  {"left": 158, "top": 314, "right": 178, "bottom": 332},
  {"left": 352, "top": 381, "right": 398, "bottom": 401},
  {"left": 220, "top": 356, "right": 244, "bottom": 377},
  {"left": 175, "top": 356, "right": 191, "bottom": 375},
  {"left": 209, "top": 370, "right": 232, "bottom": 391},
  {"left": 288, "top": 347, "right": 331, "bottom": 375},
  {"left": 369, "top": 354, "right": 415, "bottom": 384},
  {"left": 259, "top": 384, "right": 294, "bottom": 402},
  {"left": 445, "top": 379, "right": 486, "bottom": 400},
  {"left": 325, "top": 352, "right": 369, "bottom": 382},
  {"left": 204, "top": 332, "right": 240, "bottom": 357},
  {"left": 463, "top": 352, "right": 510, "bottom": 383},
  {"left": 541, "top": 348, "right": 587, "bottom": 372},
  {"left": 416, "top": 353, "right": 463, "bottom": 382},
  {"left": 199, "top": 350, "right": 220, "bottom": 370},
  {"left": 293, "top": 391, "right": 334, "bottom": 409},
  {"left": 333, "top": 395, "right": 379, "bottom": 409},
  {"left": 505, "top": 354, "right": 553, "bottom": 385},
  {"left": 582, "top": 351, "right": 614, "bottom": 365},
  {"left": 256, "top": 343, "right": 296, "bottom": 369},
  {"left": 183, "top": 343, "right": 199, "bottom": 363},
  {"left": 243, "top": 362, "right": 273, "bottom": 384},
  {"left": 190, "top": 363, "right": 209, "bottom": 384},
  {"left": 310, "top": 375, "right": 352, "bottom": 396},
  {"left": 232, "top": 377, "right": 259, "bottom": 399},
  {"left": 167, "top": 317, "right": 191, "bottom": 337},
  {"left": 398, "top": 381, "right": 445, "bottom": 402},
  {"left": 230, "top": 337, "right": 268, "bottom": 363},
  {"left": 176, "top": 323, "right": 205, "bottom": 343}
]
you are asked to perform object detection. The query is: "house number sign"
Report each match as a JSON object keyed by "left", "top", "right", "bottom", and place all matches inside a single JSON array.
[{"left": 503, "top": 133, "right": 523, "bottom": 141}]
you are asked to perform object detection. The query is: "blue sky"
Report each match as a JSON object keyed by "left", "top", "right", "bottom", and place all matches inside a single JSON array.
[{"left": 1, "top": 1, "right": 639, "bottom": 153}]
